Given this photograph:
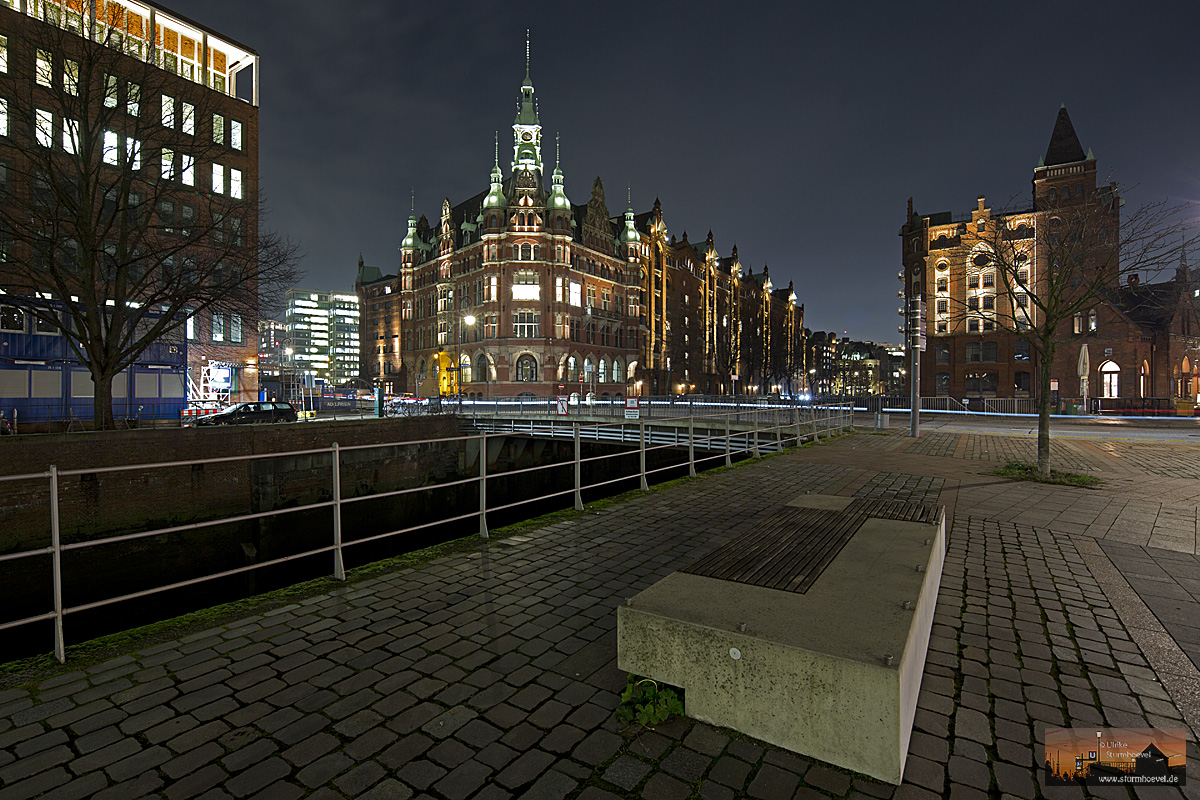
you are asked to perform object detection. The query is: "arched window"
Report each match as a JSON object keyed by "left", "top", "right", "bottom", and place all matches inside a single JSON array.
[
  {"left": 583, "top": 357, "right": 594, "bottom": 382},
  {"left": 613, "top": 359, "right": 624, "bottom": 383},
  {"left": 935, "top": 372, "right": 949, "bottom": 395},
  {"left": 598, "top": 359, "right": 608, "bottom": 383},
  {"left": 518, "top": 213, "right": 526, "bottom": 227},
  {"left": 515, "top": 354, "right": 537, "bottom": 382},
  {"left": 475, "top": 354, "right": 489, "bottom": 383},
  {"left": 417, "top": 359, "right": 427, "bottom": 379},
  {"left": 521, "top": 243, "right": 532, "bottom": 261},
  {"left": 1099, "top": 360, "right": 1119, "bottom": 398},
  {"left": 1140, "top": 361, "right": 1149, "bottom": 398},
  {"left": 459, "top": 354, "right": 472, "bottom": 384},
  {"left": 1088, "top": 309, "right": 1098, "bottom": 332},
  {"left": 566, "top": 356, "right": 578, "bottom": 382}
]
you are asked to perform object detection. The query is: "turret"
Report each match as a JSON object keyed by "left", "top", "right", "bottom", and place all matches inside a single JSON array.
[
  {"left": 548, "top": 134, "right": 570, "bottom": 210},
  {"left": 483, "top": 134, "right": 507, "bottom": 211},
  {"left": 621, "top": 188, "right": 640, "bottom": 247}
]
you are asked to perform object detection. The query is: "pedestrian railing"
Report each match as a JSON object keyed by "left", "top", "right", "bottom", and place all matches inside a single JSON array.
[{"left": 0, "top": 403, "right": 854, "bottom": 663}]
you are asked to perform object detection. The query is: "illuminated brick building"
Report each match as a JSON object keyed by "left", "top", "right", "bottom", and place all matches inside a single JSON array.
[
  {"left": 901, "top": 107, "right": 1200, "bottom": 408},
  {"left": 357, "top": 41, "right": 804, "bottom": 398}
]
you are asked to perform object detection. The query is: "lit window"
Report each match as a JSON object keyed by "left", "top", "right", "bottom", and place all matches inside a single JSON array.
[
  {"left": 101, "top": 130, "right": 119, "bottom": 164},
  {"left": 212, "top": 164, "right": 224, "bottom": 194},
  {"left": 231, "top": 120, "right": 242, "bottom": 150},
  {"left": 35, "top": 109, "right": 54, "bottom": 147},
  {"left": 212, "top": 312, "right": 225, "bottom": 342},
  {"left": 511, "top": 270, "right": 539, "bottom": 301},
  {"left": 182, "top": 102, "right": 194, "bottom": 135},
  {"left": 212, "top": 114, "right": 224, "bottom": 145},
  {"left": 1088, "top": 309, "right": 1097, "bottom": 332},
  {"left": 185, "top": 310, "right": 196, "bottom": 340},
  {"left": 125, "top": 137, "right": 141, "bottom": 170},
  {"left": 161, "top": 148, "right": 174, "bottom": 179},
  {"left": 230, "top": 314, "right": 243, "bottom": 344},
  {"left": 126, "top": 82, "right": 140, "bottom": 117},
  {"left": 36, "top": 49, "right": 51, "bottom": 87},
  {"left": 180, "top": 154, "right": 194, "bottom": 186},
  {"left": 569, "top": 281, "right": 581, "bottom": 307},
  {"left": 230, "top": 168, "right": 242, "bottom": 199},
  {"left": 1, "top": 98, "right": 10, "bottom": 137},
  {"left": 0, "top": 35, "right": 6, "bottom": 73},
  {"left": 161, "top": 95, "right": 174, "bottom": 128},
  {"left": 64, "top": 59, "right": 78, "bottom": 95},
  {"left": 104, "top": 75, "right": 117, "bottom": 108}
]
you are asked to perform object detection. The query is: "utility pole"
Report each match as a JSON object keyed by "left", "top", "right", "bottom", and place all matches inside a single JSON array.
[{"left": 908, "top": 297, "right": 925, "bottom": 437}]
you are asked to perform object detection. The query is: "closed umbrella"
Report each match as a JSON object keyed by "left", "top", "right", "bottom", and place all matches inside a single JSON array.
[{"left": 1077, "top": 344, "right": 1090, "bottom": 414}]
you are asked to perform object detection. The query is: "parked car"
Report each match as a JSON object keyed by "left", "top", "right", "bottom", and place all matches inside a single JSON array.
[{"left": 195, "top": 401, "right": 298, "bottom": 426}]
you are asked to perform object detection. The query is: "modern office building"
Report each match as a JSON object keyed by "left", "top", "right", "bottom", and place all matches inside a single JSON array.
[
  {"left": 356, "top": 41, "right": 804, "bottom": 398},
  {"left": 0, "top": 0, "right": 261, "bottom": 418},
  {"left": 283, "top": 289, "right": 360, "bottom": 387}
]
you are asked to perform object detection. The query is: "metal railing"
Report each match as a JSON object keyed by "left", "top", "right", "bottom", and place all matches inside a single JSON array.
[{"left": 0, "top": 402, "right": 854, "bottom": 663}]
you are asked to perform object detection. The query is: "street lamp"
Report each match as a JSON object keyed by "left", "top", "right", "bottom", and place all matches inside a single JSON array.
[{"left": 455, "top": 313, "right": 476, "bottom": 399}]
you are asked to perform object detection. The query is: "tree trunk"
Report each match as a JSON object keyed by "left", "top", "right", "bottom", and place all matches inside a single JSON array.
[
  {"left": 1036, "top": 339, "right": 1055, "bottom": 476},
  {"left": 92, "top": 368, "right": 116, "bottom": 431}
]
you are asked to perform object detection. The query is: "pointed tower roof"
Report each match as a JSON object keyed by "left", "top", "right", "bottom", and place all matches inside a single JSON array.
[
  {"left": 514, "top": 30, "right": 539, "bottom": 127},
  {"left": 1044, "top": 105, "right": 1086, "bottom": 166},
  {"left": 484, "top": 133, "right": 507, "bottom": 210},
  {"left": 621, "top": 187, "right": 640, "bottom": 244},
  {"left": 548, "top": 133, "right": 571, "bottom": 210},
  {"left": 401, "top": 192, "right": 419, "bottom": 250}
]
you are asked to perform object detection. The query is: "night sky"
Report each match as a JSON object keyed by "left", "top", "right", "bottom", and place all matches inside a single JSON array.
[{"left": 166, "top": 0, "right": 1200, "bottom": 343}]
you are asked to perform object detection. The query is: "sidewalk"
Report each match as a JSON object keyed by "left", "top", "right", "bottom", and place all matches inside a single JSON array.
[{"left": 1, "top": 428, "right": 1199, "bottom": 800}]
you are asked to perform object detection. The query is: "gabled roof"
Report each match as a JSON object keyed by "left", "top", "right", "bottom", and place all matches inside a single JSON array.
[
  {"left": 1044, "top": 106, "right": 1087, "bottom": 167},
  {"left": 1112, "top": 281, "right": 1179, "bottom": 330}
]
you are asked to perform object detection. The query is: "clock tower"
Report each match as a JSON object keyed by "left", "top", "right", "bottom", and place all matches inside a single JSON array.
[{"left": 512, "top": 31, "right": 542, "bottom": 176}]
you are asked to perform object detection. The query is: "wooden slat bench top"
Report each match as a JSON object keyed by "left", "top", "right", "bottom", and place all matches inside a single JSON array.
[{"left": 680, "top": 497, "right": 940, "bottom": 594}]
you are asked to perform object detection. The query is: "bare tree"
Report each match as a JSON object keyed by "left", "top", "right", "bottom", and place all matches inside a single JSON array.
[
  {"left": 0, "top": 13, "right": 300, "bottom": 428},
  {"left": 954, "top": 190, "right": 1194, "bottom": 475}
]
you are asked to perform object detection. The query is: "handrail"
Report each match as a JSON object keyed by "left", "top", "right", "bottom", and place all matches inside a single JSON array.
[{"left": 0, "top": 402, "right": 854, "bottom": 662}]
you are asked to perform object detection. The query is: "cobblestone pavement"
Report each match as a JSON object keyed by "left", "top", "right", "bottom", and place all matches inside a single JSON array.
[{"left": 2, "top": 430, "right": 1200, "bottom": 799}]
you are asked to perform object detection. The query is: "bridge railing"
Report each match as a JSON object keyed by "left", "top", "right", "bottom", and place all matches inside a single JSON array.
[{"left": 0, "top": 402, "right": 855, "bottom": 664}]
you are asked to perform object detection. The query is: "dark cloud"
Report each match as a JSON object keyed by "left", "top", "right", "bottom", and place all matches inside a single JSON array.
[{"left": 167, "top": 0, "right": 1200, "bottom": 341}]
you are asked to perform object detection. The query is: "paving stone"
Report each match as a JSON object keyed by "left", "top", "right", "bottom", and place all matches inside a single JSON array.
[
  {"left": 641, "top": 772, "right": 691, "bottom": 800},
  {"left": 427, "top": 738, "right": 475, "bottom": 769},
  {"left": 661, "top": 746, "right": 711, "bottom": 783},
  {"left": 804, "top": 764, "right": 852, "bottom": 795},
  {"left": 296, "top": 752, "right": 353, "bottom": 788},
  {"left": 747, "top": 763, "right": 800, "bottom": 800},
  {"left": 602, "top": 754, "right": 651, "bottom": 792},
  {"left": 496, "top": 749, "right": 555, "bottom": 789},
  {"left": 708, "top": 755, "right": 752, "bottom": 789},
  {"left": 573, "top": 729, "right": 623, "bottom": 766},
  {"left": 395, "top": 759, "right": 446, "bottom": 791}
]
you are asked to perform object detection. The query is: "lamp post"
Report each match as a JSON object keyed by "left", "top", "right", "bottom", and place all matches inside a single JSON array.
[
  {"left": 284, "top": 347, "right": 294, "bottom": 405},
  {"left": 456, "top": 313, "right": 476, "bottom": 403}
]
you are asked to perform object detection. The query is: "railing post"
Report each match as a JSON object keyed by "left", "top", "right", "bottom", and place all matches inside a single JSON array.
[
  {"left": 332, "top": 443, "right": 345, "bottom": 581},
  {"left": 794, "top": 405, "right": 801, "bottom": 447},
  {"left": 688, "top": 415, "right": 696, "bottom": 478},
  {"left": 574, "top": 423, "right": 584, "bottom": 511},
  {"left": 753, "top": 409, "right": 761, "bottom": 458},
  {"left": 725, "top": 413, "right": 732, "bottom": 467},
  {"left": 640, "top": 419, "right": 649, "bottom": 491},
  {"left": 50, "top": 465, "right": 65, "bottom": 664},
  {"left": 479, "top": 432, "right": 489, "bottom": 538}
]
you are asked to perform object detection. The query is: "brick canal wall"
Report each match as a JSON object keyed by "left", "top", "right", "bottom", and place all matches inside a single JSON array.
[{"left": 0, "top": 416, "right": 463, "bottom": 551}]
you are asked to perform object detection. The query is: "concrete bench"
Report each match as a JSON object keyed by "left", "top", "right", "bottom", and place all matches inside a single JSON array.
[{"left": 616, "top": 494, "right": 946, "bottom": 784}]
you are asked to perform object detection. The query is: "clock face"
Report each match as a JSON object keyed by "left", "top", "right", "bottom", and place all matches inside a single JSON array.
[{"left": 521, "top": 132, "right": 533, "bottom": 142}]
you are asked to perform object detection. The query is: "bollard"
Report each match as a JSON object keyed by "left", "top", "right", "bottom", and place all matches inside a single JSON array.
[{"left": 332, "top": 443, "right": 345, "bottom": 581}]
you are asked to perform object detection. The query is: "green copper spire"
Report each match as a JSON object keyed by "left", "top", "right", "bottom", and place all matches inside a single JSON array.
[
  {"left": 401, "top": 191, "right": 418, "bottom": 249},
  {"left": 548, "top": 133, "right": 570, "bottom": 209},
  {"left": 512, "top": 30, "right": 542, "bottom": 173},
  {"left": 484, "top": 133, "right": 507, "bottom": 210},
  {"left": 621, "top": 187, "right": 640, "bottom": 244}
]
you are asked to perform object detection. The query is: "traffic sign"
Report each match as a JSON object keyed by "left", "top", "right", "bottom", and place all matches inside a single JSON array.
[
  {"left": 556, "top": 396, "right": 568, "bottom": 416},
  {"left": 624, "top": 397, "right": 639, "bottom": 419}
]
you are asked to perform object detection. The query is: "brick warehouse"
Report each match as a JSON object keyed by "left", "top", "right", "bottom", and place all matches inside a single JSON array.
[
  {"left": 356, "top": 39, "right": 805, "bottom": 400},
  {"left": 900, "top": 107, "right": 1200, "bottom": 410},
  {"left": 0, "top": 0, "right": 262, "bottom": 422}
]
